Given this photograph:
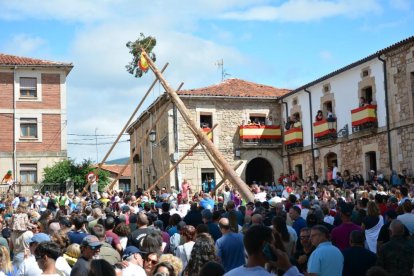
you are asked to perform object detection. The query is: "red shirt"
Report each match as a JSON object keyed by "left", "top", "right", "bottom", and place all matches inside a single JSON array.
[{"left": 105, "top": 230, "right": 121, "bottom": 248}]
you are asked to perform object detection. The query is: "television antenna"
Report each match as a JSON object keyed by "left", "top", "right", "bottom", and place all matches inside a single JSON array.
[{"left": 215, "top": 59, "right": 231, "bottom": 81}]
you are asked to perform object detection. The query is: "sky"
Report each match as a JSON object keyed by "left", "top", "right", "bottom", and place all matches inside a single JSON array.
[{"left": 0, "top": 0, "right": 413, "bottom": 163}]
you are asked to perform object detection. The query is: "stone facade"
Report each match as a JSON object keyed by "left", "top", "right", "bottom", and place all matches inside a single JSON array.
[{"left": 127, "top": 79, "right": 287, "bottom": 193}]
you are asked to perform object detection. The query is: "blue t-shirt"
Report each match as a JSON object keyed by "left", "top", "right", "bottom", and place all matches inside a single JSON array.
[
  {"left": 216, "top": 232, "right": 246, "bottom": 272},
  {"left": 200, "top": 198, "right": 215, "bottom": 210},
  {"left": 292, "top": 217, "right": 307, "bottom": 236},
  {"left": 206, "top": 222, "right": 222, "bottom": 241},
  {"left": 308, "top": 241, "right": 343, "bottom": 276},
  {"left": 68, "top": 230, "right": 88, "bottom": 245}
]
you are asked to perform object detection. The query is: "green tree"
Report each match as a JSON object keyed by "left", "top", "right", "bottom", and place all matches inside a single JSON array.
[{"left": 43, "top": 159, "right": 110, "bottom": 192}]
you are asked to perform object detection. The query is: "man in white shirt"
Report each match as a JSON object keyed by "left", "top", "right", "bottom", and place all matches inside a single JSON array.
[
  {"left": 121, "top": 246, "right": 146, "bottom": 276},
  {"left": 18, "top": 233, "right": 51, "bottom": 276},
  {"left": 332, "top": 163, "right": 338, "bottom": 181}
]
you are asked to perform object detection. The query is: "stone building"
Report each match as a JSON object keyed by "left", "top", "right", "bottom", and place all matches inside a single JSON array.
[
  {"left": 127, "top": 79, "right": 290, "bottom": 192},
  {"left": 127, "top": 35, "right": 414, "bottom": 193},
  {"left": 0, "top": 54, "right": 73, "bottom": 185},
  {"left": 280, "top": 36, "right": 414, "bottom": 181}
]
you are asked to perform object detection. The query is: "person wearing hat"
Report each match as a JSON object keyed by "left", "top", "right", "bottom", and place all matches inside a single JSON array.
[
  {"left": 17, "top": 233, "right": 51, "bottom": 275},
  {"left": 70, "top": 235, "right": 102, "bottom": 276},
  {"left": 121, "top": 246, "right": 146, "bottom": 276}
]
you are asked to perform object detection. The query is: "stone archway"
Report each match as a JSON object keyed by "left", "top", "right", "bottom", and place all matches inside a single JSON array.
[{"left": 245, "top": 157, "right": 274, "bottom": 185}]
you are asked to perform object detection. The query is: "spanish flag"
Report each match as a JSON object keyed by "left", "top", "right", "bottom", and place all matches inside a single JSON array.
[{"left": 138, "top": 54, "right": 149, "bottom": 72}]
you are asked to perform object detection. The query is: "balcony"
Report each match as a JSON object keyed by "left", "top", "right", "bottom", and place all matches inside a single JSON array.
[
  {"left": 284, "top": 127, "right": 303, "bottom": 149},
  {"left": 239, "top": 125, "right": 282, "bottom": 148},
  {"left": 351, "top": 105, "right": 377, "bottom": 132},
  {"left": 201, "top": 127, "right": 213, "bottom": 141},
  {"left": 313, "top": 119, "right": 337, "bottom": 143}
]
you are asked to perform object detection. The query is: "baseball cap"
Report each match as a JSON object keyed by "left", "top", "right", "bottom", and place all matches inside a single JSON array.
[
  {"left": 122, "top": 246, "right": 146, "bottom": 260},
  {"left": 122, "top": 205, "right": 130, "bottom": 212},
  {"left": 81, "top": 235, "right": 102, "bottom": 247},
  {"left": 26, "top": 233, "right": 51, "bottom": 244}
]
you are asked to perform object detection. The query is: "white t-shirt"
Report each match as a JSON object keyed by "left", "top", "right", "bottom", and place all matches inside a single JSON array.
[
  {"left": 224, "top": 265, "right": 273, "bottom": 276},
  {"left": 56, "top": 256, "right": 71, "bottom": 276},
  {"left": 122, "top": 262, "right": 147, "bottom": 276},
  {"left": 223, "top": 191, "right": 231, "bottom": 205},
  {"left": 17, "top": 255, "right": 42, "bottom": 276}
]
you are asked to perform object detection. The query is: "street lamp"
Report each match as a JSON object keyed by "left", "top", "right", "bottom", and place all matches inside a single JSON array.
[{"left": 149, "top": 130, "right": 156, "bottom": 143}]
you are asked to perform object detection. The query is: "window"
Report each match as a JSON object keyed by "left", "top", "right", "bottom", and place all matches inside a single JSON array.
[
  {"left": 249, "top": 114, "right": 266, "bottom": 125},
  {"left": 362, "top": 86, "right": 373, "bottom": 104},
  {"left": 200, "top": 114, "right": 212, "bottom": 128},
  {"left": 20, "top": 77, "right": 37, "bottom": 98},
  {"left": 119, "top": 180, "right": 131, "bottom": 192},
  {"left": 362, "top": 70, "right": 369, "bottom": 77},
  {"left": 20, "top": 164, "right": 37, "bottom": 184},
  {"left": 323, "top": 84, "right": 330, "bottom": 93},
  {"left": 323, "top": 101, "right": 333, "bottom": 114},
  {"left": 20, "top": 118, "right": 38, "bottom": 138},
  {"left": 292, "top": 98, "right": 298, "bottom": 106}
]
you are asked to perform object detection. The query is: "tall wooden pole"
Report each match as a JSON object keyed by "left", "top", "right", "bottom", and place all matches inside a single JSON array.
[
  {"left": 145, "top": 124, "right": 218, "bottom": 193},
  {"left": 212, "top": 161, "right": 243, "bottom": 193},
  {"left": 98, "top": 63, "right": 169, "bottom": 168},
  {"left": 141, "top": 50, "right": 254, "bottom": 202}
]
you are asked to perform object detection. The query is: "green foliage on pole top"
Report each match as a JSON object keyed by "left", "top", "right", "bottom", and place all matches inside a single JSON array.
[{"left": 126, "top": 33, "right": 157, "bottom": 78}]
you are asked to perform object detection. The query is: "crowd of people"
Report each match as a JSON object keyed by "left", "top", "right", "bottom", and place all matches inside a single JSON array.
[{"left": 0, "top": 169, "right": 412, "bottom": 276}]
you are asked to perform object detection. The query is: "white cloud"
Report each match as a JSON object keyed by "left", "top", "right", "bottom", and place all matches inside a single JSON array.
[
  {"left": 320, "top": 50, "right": 333, "bottom": 61},
  {"left": 221, "top": 0, "right": 383, "bottom": 22},
  {"left": 3, "top": 34, "right": 47, "bottom": 56}
]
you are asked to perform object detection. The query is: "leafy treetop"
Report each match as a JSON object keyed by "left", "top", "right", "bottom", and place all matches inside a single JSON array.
[
  {"left": 126, "top": 33, "right": 157, "bottom": 78},
  {"left": 43, "top": 159, "right": 110, "bottom": 192}
]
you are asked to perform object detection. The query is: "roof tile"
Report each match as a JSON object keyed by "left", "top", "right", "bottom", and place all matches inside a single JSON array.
[
  {"left": 177, "top": 78, "right": 291, "bottom": 98},
  {"left": 0, "top": 53, "right": 72, "bottom": 67}
]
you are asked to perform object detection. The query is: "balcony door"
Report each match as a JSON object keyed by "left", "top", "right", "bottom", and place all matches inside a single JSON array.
[{"left": 245, "top": 157, "right": 274, "bottom": 185}]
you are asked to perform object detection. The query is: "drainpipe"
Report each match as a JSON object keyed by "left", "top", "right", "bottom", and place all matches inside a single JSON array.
[
  {"left": 378, "top": 55, "right": 393, "bottom": 173},
  {"left": 281, "top": 100, "right": 292, "bottom": 173},
  {"left": 304, "top": 88, "right": 316, "bottom": 177},
  {"left": 173, "top": 104, "right": 179, "bottom": 190},
  {"left": 13, "top": 66, "right": 17, "bottom": 180}
]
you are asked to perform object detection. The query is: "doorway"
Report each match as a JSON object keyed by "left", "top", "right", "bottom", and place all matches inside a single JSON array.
[{"left": 245, "top": 157, "right": 274, "bottom": 185}]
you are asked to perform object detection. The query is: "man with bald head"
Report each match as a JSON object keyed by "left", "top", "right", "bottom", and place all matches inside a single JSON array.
[
  {"left": 216, "top": 217, "right": 245, "bottom": 272},
  {"left": 251, "top": 214, "right": 263, "bottom": 225},
  {"left": 377, "top": 219, "right": 414, "bottom": 276}
]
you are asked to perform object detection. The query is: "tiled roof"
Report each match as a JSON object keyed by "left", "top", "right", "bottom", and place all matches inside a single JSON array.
[
  {"left": 281, "top": 35, "right": 414, "bottom": 98},
  {"left": 177, "top": 78, "right": 291, "bottom": 98},
  {"left": 99, "top": 164, "right": 131, "bottom": 177},
  {"left": 0, "top": 53, "right": 73, "bottom": 67}
]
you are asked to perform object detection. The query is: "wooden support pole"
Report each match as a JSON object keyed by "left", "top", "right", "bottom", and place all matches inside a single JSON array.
[
  {"left": 85, "top": 83, "right": 182, "bottom": 194},
  {"left": 98, "top": 63, "right": 169, "bottom": 168},
  {"left": 105, "top": 97, "right": 172, "bottom": 192},
  {"left": 212, "top": 160, "right": 243, "bottom": 193},
  {"left": 145, "top": 124, "right": 218, "bottom": 193},
  {"left": 141, "top": 50, "right": 254, "bottom": 202}
]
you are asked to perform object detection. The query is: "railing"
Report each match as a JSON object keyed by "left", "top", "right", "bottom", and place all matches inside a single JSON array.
[
  {"left": 313, "top": 118, "right": 337, "bottom": 142},
  {"left": 351, "top": 105, "right": 377, "bottom": 132},
  {"left": 239, "top": 125, "right": 281, "bottom": 144},
  {"left": 284, "top": 127, "right": 303, "bottom": 149}
]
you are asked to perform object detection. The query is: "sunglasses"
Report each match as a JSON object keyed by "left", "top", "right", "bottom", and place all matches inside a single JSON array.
[
  {"left": 35, "top": 255, "right": 43, "bottom": 260},
  {"left": 146, "top": 258, "right": 158, "bottom": 265},
  {"left": 88, "top": 245, "right": 101, "bottom": 250}
]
